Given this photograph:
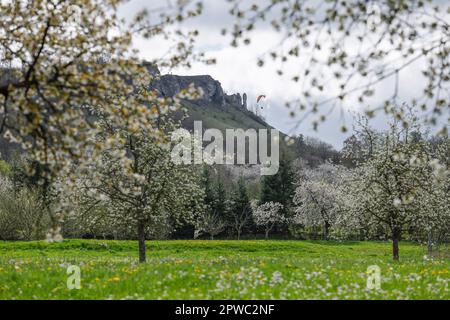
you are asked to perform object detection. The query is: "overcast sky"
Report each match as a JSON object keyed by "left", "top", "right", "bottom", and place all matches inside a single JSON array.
[{"left": 118, "top": 0, "right": 444, "bottom": 149}]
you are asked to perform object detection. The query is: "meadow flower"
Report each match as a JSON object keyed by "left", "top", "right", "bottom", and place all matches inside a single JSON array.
[{"left": 270, "top": 271, "right": 284, "bottom": 285}]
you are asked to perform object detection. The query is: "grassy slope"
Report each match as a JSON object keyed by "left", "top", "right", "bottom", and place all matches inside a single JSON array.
[
  {"left": 181, "top": 101, "right": 270, "bottom": 132},
  {"left": 0, "top": 239, "right": 448, "bottom": 299},
  {"left": 180, "top": 101, "right": 294, "bottom": 161}
]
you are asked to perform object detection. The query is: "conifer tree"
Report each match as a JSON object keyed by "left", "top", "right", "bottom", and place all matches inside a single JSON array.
[
  {"left": 229, "top": 176, "right": 253, "bottom": 240},
  {"left": 260, "top": 157, "right": 295, "bottom": 215}
]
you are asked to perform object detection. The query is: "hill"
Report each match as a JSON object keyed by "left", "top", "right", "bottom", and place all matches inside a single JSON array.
[
  {"left": 147, "top": 65, "right": 340, "bottom": 169},
  {"left": 0, "top": 65, "right": 340, "bottom": 169},
  {"left": 145, "top": 63, "right": 273, "bottom": 132}
]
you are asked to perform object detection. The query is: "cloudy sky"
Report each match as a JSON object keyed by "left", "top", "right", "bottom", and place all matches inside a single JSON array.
[{"left": 118, "top": 0, "right": 445, "bottom": 149}]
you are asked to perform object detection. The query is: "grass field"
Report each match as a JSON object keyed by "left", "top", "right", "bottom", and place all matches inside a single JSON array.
[{"left": 0, "top": 240, "right": 448, "bottom": 300}]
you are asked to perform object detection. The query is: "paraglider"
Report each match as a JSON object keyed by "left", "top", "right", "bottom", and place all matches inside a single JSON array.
[
  {"left": 256, "top": 95, "right": 266, "bottom": 104},
  {"left": 256, "top": 95, "right": 266, "bottom": 109}
]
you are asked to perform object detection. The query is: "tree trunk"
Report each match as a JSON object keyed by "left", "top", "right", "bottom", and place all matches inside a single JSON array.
[
  {"left": 211, "top": 234, "right": 214, "bottom": 240},
  {"left": 359, "top": 229, "right": 365, "bottom": 241},
  {"left": 138, "top": 221, "right": 146, "bottom": 263},
  {"left": 323, "top": 221, "right": 330, "bottom": 240},
  {"left": 427, "top": 231, "right": 433, "bottom": 256},
  {"left": 237, "top": 229, "right": 241, "bottom": 240},
  {"left": 265, "top": 229, "right": 269, "bottom": 240},
  {"left": 392, "top": 231, "right": 400, "bottom": 261}
]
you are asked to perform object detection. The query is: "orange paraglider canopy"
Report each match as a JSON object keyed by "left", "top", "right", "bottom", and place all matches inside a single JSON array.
[{"left": 256, "top": 95, "right": 266, "bottom": 103}]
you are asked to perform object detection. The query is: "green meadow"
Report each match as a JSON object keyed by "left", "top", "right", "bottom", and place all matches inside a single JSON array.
[{"left": 0, "top": 240, "right": 448, "bottom": 300}]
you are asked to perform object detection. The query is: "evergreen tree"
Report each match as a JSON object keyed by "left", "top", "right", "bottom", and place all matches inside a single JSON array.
[
  {"left": 260, "top": 157, "right": 295, "bottom": 215},
  {"left": 213, "top": 175, "right": 227, "bottom": 216},
  {"left": 229, "top": 176, "right": 253, "bottom": 240},
  {"left": 195, "top": 168, "right": 229, "bottom": 240},
  {"left": 201, "top": 166, "right": 215, "bottom": 212}
]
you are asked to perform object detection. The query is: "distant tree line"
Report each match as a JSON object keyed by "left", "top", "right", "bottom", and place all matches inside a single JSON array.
[{"left": 0, "top": 107, "right": 448, "bottom": 261}]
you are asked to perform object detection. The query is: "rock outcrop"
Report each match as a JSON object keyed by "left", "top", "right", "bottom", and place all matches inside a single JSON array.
[
  {"left": 225, "top": 93, "right": 242, "bottom": 106},
  {"left": 149, "top": 74, "right": 226, "bottom": 106},
  {"left": 143, "top": 62, "right": 161, "bottom": 77},
  {"left": 242, "top": 93, "right": 247, "bottom": 108},
  {"left": 145, "top": 64, "right": 246, "bottom": 108}
]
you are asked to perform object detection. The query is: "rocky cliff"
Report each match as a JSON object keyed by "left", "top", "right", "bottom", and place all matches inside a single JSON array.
[
  {"left": 146, "top": 63, "right": 245, "bottom": 108},
  {"left": 151, "top": 74, "right": 228, "bottom": 106}
]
